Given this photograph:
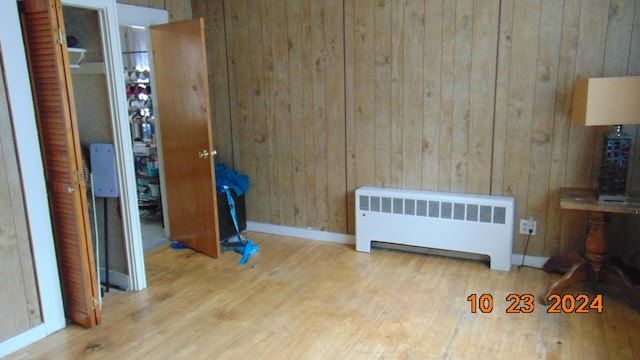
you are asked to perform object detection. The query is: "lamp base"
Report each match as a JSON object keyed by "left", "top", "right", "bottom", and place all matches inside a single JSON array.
[{"left": 597, "top": 125, "right": 631, "bottom": 203}]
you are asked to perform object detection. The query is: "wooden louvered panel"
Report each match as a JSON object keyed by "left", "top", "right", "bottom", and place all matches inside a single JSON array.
[
  {"left": 20, "top": 0, "right": 101, "bottom": 328},
  {"left": 41, "top": 128, "right": 66, "bottom": 139},
  {"left": 47, "top": 149, "right": 69, "bottom": 158},
  {"left": 41, "top": 126, "right": 66, "bottom": 135},
  {"left": 30, "top": 26, "right": 53, "bottom": 32},
  {"left": 29, "top": 22, "right": 51, "bottom": 29},
  {"left": 32, "top": 76, "right": 58, "bottom": 86},
  {"left": 32, "top": 64, "right": 58, "bottom": 72},
  {"left": 53, "top": 192, "right": 75, "bottom": 207},
  {"left": 49, "top": 169, "right": 71, "bottom": 178},
  {"left": 35, "top": 65, "right": 59, "bottom": 72},
  {"left": 38, "top": 84, "right": 62, "bottom": 92},
  {"left": 47, "top": 162, "right": 70, "bottom": 172},
  {"left": 43, "top": 138, "right": 68, "bottom": 148},
  {"left": 47, "top": 141, "right": 68, "bottom": 149},
  {"left": 49, "top": 168, "right": 71, "bottom": 177},
  {"left": 39, "top": 107, "right": 67, "bottom": 116},
  {"left": 42, "top": 125, "right": 66, "bottom": 132},
  {"left": 43, "top": 133, "right": 67, "bottom": 144},
  {"left": 44, "top": 132, "right": 67, "bottom": 140},
  {"left": 48, "top": 159, "right": 71, "bottom": 171}
]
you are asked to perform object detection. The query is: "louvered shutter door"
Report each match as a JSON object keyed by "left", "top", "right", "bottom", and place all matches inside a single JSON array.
[{"left": 20, "top": 0, "right": 101, "bottom": 328}]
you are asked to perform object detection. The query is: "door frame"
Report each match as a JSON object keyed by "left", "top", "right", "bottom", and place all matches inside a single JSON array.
[
  {"left": 62, "top": 0, "right": 146, "bottom": 291},
  {"left": 116, "top": 3, "right": 169, "bottom": 291},
  {"left": 117, "top": 3, "right": 170, "bottom": 235}
]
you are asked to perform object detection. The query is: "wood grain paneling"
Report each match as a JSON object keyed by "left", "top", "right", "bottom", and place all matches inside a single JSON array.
[
  {"left": 527, "top": 0, "right": 563, "bottom": 257},
  {"left": 421, "top": 0, "right": 442, "bottom": 191},
  {"left": 189, "top": 0, "right": 233, "bottom": 169},
  {"left": 324, "top": 0, "right": 347, "bottom": 233},
  {"left": 468, "top": 0, "right": 499, "bottom": 195},
  {"left": 0, "top": 48, "right": 42, "bottom": 342},
  {"left": 346, "top": 0, "right": 500, "bottom": 231},
  {"left": 117, "top": 0, "right": 191, "bottom": 21},
  {"left": 500, "top": 0, "right": 542, "bottom": 256},
  {"left": 497, "top": 0, "right": 640, "bottom": 262},
  {"left": 401, "top": 0, "right": 425, "bottom": 191},
  {"left": 192, "top": 0, "right": 640, "bottom": 264},
  {"left": 196, "top": 0, "right": 347, "bottom": 232}
]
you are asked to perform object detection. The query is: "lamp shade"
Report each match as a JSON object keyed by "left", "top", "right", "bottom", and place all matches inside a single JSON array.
[{"left": 571, "top": 76, "right": 640, "bottom": 126}]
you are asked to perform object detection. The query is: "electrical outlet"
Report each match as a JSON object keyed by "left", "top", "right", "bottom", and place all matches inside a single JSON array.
[{"left": 519, "top": 219, "right": 537, "bottom": 235}]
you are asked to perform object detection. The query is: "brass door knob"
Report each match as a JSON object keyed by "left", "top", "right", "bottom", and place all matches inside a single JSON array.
[{"left": 198, "top": 149, "right": 217, "bottom": 159}]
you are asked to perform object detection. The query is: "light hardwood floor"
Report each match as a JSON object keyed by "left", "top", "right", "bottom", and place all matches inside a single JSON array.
[{"left": 7, "top": 232, "right": 640, "bottom": 359}]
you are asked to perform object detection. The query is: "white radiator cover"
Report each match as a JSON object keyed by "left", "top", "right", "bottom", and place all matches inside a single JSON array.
[{"left": 355, "top": 187, "right": 515, "bottom": 271}]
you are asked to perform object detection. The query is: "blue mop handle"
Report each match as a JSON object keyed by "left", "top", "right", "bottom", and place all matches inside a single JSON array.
[
  {"left": 223, "top": 186, "right": 242, "bottom": 243},
  {"left": 222, "top": 186, "right": 258, "bottom": 265}
]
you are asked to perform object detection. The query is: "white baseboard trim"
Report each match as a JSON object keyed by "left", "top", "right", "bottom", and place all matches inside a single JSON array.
[
  {"left": 245, "top": 221, "right": 549, "bottom": 269},
  {"left": 0, "top": 325, "right": 47, "bottom": 358},
  {"left": 98, "top": 268, "right": 130, "bottom": 291},
  {"left": 511, "top": 254, "right": 549, "bottom": 269},
  {"left": 246, "top": 221, "right": 355, "bottom": 244}
]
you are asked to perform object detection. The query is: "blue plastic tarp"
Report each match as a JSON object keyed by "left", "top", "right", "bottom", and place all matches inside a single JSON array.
[{"left": 215, "top": 163, "right": 250, "bottom": 195}]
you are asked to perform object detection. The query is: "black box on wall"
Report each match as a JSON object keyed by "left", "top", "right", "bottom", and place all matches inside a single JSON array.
[{"left": 217, "top": 189, "right": 247, "bottom": 241}]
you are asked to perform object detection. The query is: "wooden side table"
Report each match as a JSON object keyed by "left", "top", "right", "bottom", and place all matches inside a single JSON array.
[{"left": 542, "top": 187, "right": 640, "bottom": 309}]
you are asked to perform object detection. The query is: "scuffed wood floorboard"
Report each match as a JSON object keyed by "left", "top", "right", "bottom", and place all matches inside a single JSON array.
[{"left": 6, "top": 231, "right": 640, "bottom": 359}]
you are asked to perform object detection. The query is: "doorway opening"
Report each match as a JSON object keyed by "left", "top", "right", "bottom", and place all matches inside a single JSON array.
[
  {"left": 119, "top": 23, "right": 169, "bottom": 253},
  {"left": 117, "top": 4, "right": 170, "bottom": 256},
  {"left": 62, "top": 5, "right": 128, "bottom": 294},
  {"left": 55, "top": 1, "right": 150, "bottom": 295}
]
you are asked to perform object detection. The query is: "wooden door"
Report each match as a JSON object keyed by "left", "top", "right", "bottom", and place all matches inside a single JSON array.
[
  {"left": 20, "top": 0, "right": 101, "bottom": 328},
  {"left": 150, "top": 19, "right": 221, "bottom": 257}
]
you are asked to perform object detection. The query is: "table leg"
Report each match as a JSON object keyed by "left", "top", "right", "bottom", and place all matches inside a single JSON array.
[
  {"left": 543, "top": 261, "right": 593, "bottom": 305},
  {"left": 542, "top": 251, "right": 584, "bottom": 274},
  {"left": 602, "top": 265, "right": 640, "bottom": 310},
  {"left": 542, "top": 210, "right": 640, "bottom": 310}
]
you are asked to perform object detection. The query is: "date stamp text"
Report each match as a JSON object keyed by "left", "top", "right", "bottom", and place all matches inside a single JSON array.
[{"left": 467, "top": 293, "right": 603, "bottom": 313}]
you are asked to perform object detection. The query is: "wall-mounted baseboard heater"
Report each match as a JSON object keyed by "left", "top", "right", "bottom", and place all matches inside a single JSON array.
[{"left": 355, "top": 187, "right": 515, "bottom": 271}]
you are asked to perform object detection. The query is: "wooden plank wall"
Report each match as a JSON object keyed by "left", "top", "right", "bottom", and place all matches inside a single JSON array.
[
  {"left": 344, "top": 0, "right": 500, "bottom": 234},
  {"left": 201, "top": 0, "right": 348, "bottom": 233},
  {"left": 117, "top": 0, "right": 192, "bottom": 22},
  {"left": 190, "top": 0, "right": 639, "bottom": 263},
  {"left": 495, "top": 0, "right": 640, "bottom": 261},
  {"left": 0, "top": 50, "right": 41, "bottom": 341}
]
